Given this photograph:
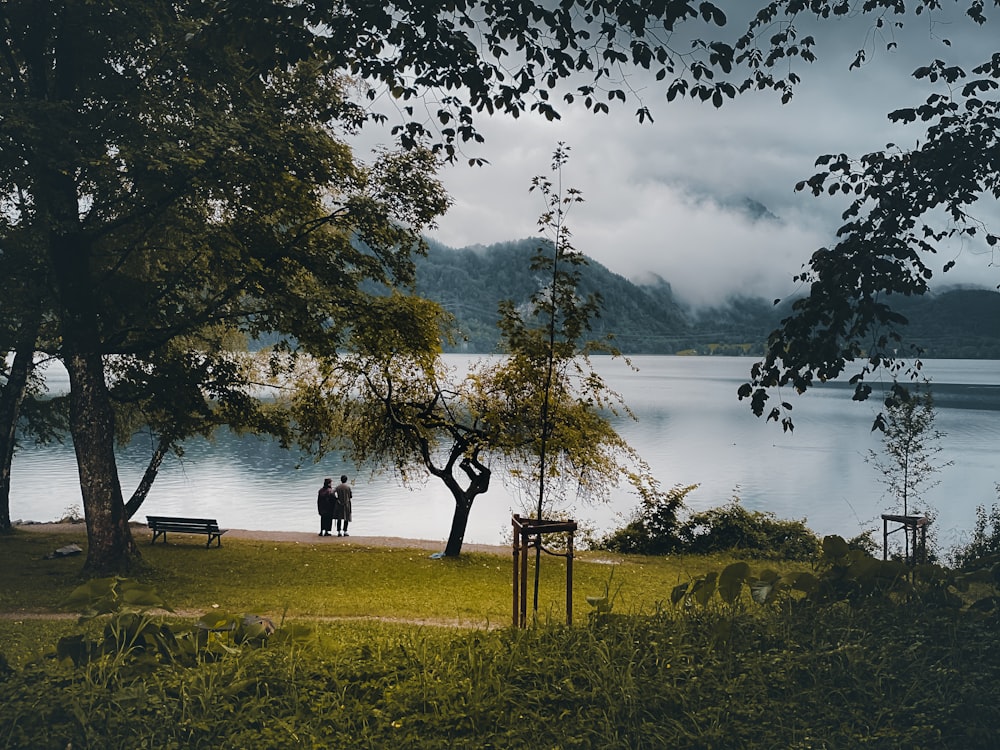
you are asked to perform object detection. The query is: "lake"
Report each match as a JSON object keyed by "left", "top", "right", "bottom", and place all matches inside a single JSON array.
[{"left": 10, "top": 356, "right": 1000, "bottom": 552}]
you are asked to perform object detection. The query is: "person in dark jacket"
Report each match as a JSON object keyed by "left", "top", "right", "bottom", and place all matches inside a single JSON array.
[
  {"left": 333, "top": 475, "right": 353, "bottom": 536},
  {"left": 317, "top": 478, "right": 335, "bottom": 536}
]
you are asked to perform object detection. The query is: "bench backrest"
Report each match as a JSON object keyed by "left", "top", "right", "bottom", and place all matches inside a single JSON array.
[{"left": 147, "top": 516, "right": 220, "bottom": 528}]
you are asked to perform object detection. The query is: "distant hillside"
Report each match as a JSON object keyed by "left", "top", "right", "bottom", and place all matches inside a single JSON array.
[
  {"left": 414, "top": 240, "right": 1000, "bottom": 358},
  {"left": 892, "top": 288, "right": 1000, "bottom": 359},
  {"left": 414, "top": 238, "right": 691, "bottom": 353}
]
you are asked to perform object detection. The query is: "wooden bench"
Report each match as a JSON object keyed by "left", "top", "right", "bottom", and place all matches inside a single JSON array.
[{"left": 147, "top": 516, "right": 228, "bottom": 548}]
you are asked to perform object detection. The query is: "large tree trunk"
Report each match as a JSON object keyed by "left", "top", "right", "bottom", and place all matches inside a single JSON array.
[
  {"left": 65, "top": 352, "right": 140, "bottom": 575},
  {"left": 0, "top": 343, "right": 37, "bottom": 532},
  {"left": 43, "top": 160, "right": 140, "bottom": 573}
]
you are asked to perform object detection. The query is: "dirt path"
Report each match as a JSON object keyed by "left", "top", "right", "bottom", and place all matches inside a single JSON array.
[
  {"left": 16, "top": 521, "right": 510, "bottom": 556},
  {"left": 0, "top": 609, "right": 498, "bottom": 628}
]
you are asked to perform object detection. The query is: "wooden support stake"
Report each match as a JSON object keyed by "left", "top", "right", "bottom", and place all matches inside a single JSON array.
[
  {"left": 512, "top": 515, "right": 520, "bottom": 628},
  {"left": 510, "top": 514, "right": 577, "bottom": 628}
]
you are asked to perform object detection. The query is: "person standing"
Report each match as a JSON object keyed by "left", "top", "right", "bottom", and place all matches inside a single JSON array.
[
  {"left": 333, "top": 475, "right": 353, "bottom": 536},
  {"left": 317, "top": 478, "right": 335, "bottom": 536}
]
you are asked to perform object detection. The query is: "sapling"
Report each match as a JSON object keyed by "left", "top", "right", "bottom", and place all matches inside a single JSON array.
[{"left": 866, "top": 382, "right": 951, "bottom": 560}]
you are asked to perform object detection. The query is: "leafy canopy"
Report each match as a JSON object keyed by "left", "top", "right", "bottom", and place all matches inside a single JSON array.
[{"left": 738, "top": 1, "right": 1000, "bottom": 430}]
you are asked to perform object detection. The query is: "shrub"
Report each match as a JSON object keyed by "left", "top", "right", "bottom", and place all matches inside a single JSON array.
[
  {"left": 949, "top": 487, "right": 1000, "bottom": 569},
  {"left": 846, "top": 528, "right": 880, "bottom": 557},
  {"left": 678, "top": 497, "right": 821, "bottom": 561},
  {"left": 600, "top": 490, "right": 821, "bottom": 560},
  {"left": 598, "top": 484, "right": 696, "bottom": 555}
]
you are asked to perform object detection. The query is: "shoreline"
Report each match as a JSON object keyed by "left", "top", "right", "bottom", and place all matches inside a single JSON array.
[{"left": 14, "top": 520, "right": 510, "bottom": 556}]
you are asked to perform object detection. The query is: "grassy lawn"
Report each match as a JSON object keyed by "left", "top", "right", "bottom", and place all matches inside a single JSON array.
[
  {"left": 3, "top": 526, "right": 1000, "bottom": 748},
  {"left": 0, "top": 524, "right": 747, "bottom": 628},
  {"left": 0, "top": 524, "right": 762, "bottom": 678}
]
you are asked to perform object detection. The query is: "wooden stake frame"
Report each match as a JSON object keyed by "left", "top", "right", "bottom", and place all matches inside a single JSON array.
[
  {"left": 511, "top": 514, "right": 577, "bottom": 628},
  {"left": 881, "top": 513, "right": 930, "bottom": 565}
]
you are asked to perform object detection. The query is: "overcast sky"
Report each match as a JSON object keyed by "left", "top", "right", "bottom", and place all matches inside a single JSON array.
[{"left": 361, "top": 5, "right": 1000, "bottom": 307}]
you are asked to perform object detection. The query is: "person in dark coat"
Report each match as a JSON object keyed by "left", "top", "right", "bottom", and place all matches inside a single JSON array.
[
  {"left": 333, "top": 475, "right": 353, "bottom": 536},
  {"left": 317, "top": 478, "right": 335, "bottom": 536}
]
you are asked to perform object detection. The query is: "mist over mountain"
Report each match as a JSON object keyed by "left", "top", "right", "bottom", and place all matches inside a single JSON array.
[{"left": 414, "top": 238, "right": 1000, "bottom": 358}]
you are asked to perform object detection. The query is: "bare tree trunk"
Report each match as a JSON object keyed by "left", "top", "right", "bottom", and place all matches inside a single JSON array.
[
  {"left": 123, "top": 434, "right": 170, "bottom": 520},
  {"left": 443, "top": 498, "right": 474, "bottom": 557},
  {"left": 44, "top": 164, "right": 140, "bottom": 574},
  {"left": 439, "top": 456, "right": 490, "bottom": 557},
  {"left": 0, "top": 342, "right": 37, "bottom": 532},
  {"left": 65, "top": 351, "right": 140, "bottom": 575}
]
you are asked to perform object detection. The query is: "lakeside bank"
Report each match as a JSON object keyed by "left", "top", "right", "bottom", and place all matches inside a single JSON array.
[{"left": 14, "top": 521, "right": 511, "bottom": 556}]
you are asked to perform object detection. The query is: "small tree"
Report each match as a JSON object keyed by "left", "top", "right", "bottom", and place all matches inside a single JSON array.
[
  {"left": 493, "top": 144, "right": 616, "bottom": 519},
  {"left": 290, "top": 147, "right": 663, "bottom": 559},
  {"left": 497, "top": 149, "right": 665, "bottom": 517},
  {"left": 492, "top": 144, "right": 666, "bottom": 610},
  {"left": 316, "top": 292, "right": 497, "bottom": 558},
  {"left": 867, "top": 381, "right": 952, "bottom": 558}
]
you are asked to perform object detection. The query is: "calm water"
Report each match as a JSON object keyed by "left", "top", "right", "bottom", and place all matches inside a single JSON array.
[{"left": 11, "top": 356, "right": 1000, "bottom": 551}]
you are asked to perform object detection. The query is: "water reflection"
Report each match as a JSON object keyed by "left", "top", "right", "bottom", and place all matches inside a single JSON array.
[{"left": 10, "top": 356, "right": 999, "bottom": 549}]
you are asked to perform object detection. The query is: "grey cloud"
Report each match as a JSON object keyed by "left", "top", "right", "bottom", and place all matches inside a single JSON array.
[{"left": 366, "top": 5, "right": 1000, "bottom": 303}]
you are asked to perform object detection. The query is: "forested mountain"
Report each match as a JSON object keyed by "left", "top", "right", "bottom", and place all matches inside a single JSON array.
[
  {"left": 413, "top": 238, "right": 689, "bottom": 352},
  {"left": 891, "top": 289, "right": 1000, "bottom": 359},
  {"left": 414, "top": 239, "right": 1000, "bottom": 358}
]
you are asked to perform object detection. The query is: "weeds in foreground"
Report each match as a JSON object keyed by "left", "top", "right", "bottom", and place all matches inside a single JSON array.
[
  {"left": 4, "top": 601, "right": 998, "bottom": 749},
  {"left": 3, "top": 548, "right": 1000, "bottom": 749},
  {"left": 5, "top": 529, "right": 1000, "bottom": 748}
]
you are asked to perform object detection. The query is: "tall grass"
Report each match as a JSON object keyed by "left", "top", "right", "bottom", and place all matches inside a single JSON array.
[{"left": 3, "top": 607, "right": 999, "bottom": 748}]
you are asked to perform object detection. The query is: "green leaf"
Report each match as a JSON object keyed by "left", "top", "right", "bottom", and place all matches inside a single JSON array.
[
  {"left": 670, "top": 582, "right": 689, "bottom": 606},
  {"left": 60, "top": 577, "right": 117, "bottom": 612},
  {"left": 56, "top": 634, "right": 89, "bottom": 666},
  {"left": 691, "top": 572, "right": 717, "bottom": 607},
  {"left": 586, "top": 595, "right": 611, "bottom": 613},
  {"left": 785, "top": 571, "right": 819, "bottom": 594},
  {"left": 196, "top": 612, "right": 237, "bottom": 631},
  {"left": 718, "top": 561, "right": 750, "bottom": 604},
  {"left": 970, "top": 596, "right": 1000, "bottom": 612},
  {"left": 271, "top": 624, "right": 315, "bottom": 644},
  {"left": 121, "top": 583, "right": 173, "bottom": 611},
  {"left": 822, "top": 535, "right": 850, "bottom": 561}
]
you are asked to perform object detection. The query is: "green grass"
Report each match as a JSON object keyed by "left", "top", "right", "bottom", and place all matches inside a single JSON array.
[
  {"left": 0, "top": 526, "right": 749, "bottom": 625},
  {"left": 4, "top": 600, "right": 999, "bottom": 748},
  {"left": 6, "top": 527, "right": 997, "bottom": 748}
]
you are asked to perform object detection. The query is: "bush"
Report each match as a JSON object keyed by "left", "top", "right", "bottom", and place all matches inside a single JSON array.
[
  {"left": 678, "top": 498, "right": 821, "bottom": 561},
  {"left": 846, "top": 529, "right": 881, "bottom": 557},
  {"left": 600, "top": 489, "right": 821, "bottom": 561},
  {"left": 949, "top": 487, "right": 1000, "bottom": 568},
  {"left": 598, "top": 484, "right": 696, "bottom": 555}
]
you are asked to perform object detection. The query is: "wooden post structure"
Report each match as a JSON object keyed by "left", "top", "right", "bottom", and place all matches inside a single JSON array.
[
  {"left": 511, "top": 514, "right": 577, "bottom": 628},
  {"left": 881, "top": 514, "right": 930, "bottom": 565}
]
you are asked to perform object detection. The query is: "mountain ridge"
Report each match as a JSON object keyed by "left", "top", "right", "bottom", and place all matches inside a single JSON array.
[{"left": 414, "top": 238, "right": 1000, "bottom": 358}]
